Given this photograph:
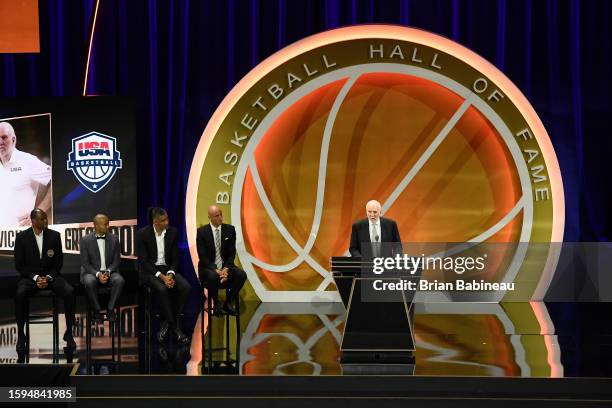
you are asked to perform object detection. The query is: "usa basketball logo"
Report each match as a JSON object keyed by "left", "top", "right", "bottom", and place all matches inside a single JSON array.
[{"left": 67, "top": 132, "right": 122, "bottom": 193}]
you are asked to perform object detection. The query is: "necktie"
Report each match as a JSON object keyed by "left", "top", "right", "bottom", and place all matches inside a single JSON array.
[
  {"left": 96, "top": 235, "right": 105, "bottom": 240},
  {"left": 371, "top": 223, "right": 380, "bottom": 257},
  {"left": 214, "top": 228, "right": 222, "bottom": 269}
]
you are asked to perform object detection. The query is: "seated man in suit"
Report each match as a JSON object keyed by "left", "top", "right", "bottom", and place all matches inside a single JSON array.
[
  {"left": 137, "top": 207, "right": 191, "bottom": 345},
  {"left": 349, "top": 200, "right": 402, "bottom": 258},
  {"left": 80, "top": 214, "right": 125, "bottom": 322},
  {"left": 14, "top": 208, "right": 76, "bottom": 352},
  {"left": 196, "top": 205, "right": 246, "bottom": 316}
]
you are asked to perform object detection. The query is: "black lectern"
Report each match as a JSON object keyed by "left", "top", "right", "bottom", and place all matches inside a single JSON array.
[{"left": 331, "top": 257, "right": 415, "bottom": 374}]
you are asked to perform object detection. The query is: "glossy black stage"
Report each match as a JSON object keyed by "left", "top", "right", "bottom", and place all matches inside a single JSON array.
[
  {"left": 2, "top": 301, "right": 612, "bottom": 407},
  {"left": 1, "top": 300, "right": 611, "bottom": 378}
]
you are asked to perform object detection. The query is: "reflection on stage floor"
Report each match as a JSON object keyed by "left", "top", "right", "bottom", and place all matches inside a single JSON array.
[{"left": 1, "top": 301, "right": 611, "bottom": 377}]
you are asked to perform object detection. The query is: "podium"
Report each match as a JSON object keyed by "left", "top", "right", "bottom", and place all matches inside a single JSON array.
[{"left": 331, "top": 257, "right": 415, "bottom": 374}]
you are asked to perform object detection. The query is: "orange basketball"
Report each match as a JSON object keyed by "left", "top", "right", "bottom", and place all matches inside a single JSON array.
[{"left": 240, "top": 72, "right": 522, "bottom": 292}]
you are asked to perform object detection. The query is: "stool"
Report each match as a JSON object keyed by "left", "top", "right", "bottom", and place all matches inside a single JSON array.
[
  {"left": 200, "top": 285, "right": 240, "bottom": 373},
  {"left": 142, "top": 285, "right": 184, "bottom": 373},
  {"left": 142, "top": 285, "right": 155, "bottom": 373},
  {"left": 85, "top": 287, "right": 122, "bottom": 374},
  {"left": 25, "top": 290, "right": 60, "bottom": 363}
]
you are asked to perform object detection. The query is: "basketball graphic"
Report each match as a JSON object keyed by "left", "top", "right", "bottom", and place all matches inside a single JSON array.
[
  {"left": 240, "top": 303, "right": 345, "bottom": 375},
  {"left": 186, "top": 26, "right": 564, "bottom": 302},
  {"left": 236, "top": 302, "right": 561, "bottom": 376},
  {"left": 413, "top": 302, "right": 562, "bottom": 376},
  {"left": 79, "top": 164, "right": 113, "bottom": 179}
]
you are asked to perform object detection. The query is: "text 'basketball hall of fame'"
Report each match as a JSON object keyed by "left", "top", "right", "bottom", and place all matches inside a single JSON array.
[{"left": 66, "top": 131, "right": 123, "bottom": 193}]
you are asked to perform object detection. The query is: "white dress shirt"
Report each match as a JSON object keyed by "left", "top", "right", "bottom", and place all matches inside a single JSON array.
[
  {"left": 34, "top": 229, "right": 43, "bottom": 258},
  {"left": 95, "top": 235, "right": 108, "bottom": 278},
  {"left": 32, "top": 229, "right": 45, "bottom": 282},
  {"left": 154, "top": 227, "right": 174, "bottom": 277},
  {"left": 211, "top": 223, "right": 223, "bottom": 269},
  {"left": 369, "top": 220, "right": 381, "bottom": 243}
]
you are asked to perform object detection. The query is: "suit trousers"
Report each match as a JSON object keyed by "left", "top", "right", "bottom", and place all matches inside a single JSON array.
[
  {"left": 82, "top": 273, "right": 125, "bottom": 311},
  {"left": 143, "top": 269, "right": 191, "bottom": 328},
  {"left": 201, "top": 266, "right": 246, "bottom": 305},
  {"left": 14, "top": 276, "right": 76, "bottom": 336}
]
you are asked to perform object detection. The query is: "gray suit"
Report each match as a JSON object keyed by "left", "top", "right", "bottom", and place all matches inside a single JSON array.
[{"left": 80, "top": 232, "right": 125, "bottom": 311}]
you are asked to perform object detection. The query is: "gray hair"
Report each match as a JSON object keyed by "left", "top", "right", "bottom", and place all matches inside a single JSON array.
[
  {"left": 366, "top": 200, "right": 382, "bottom": 211},
  {"left": 0, "top": 122, "right": 16, "bottom": 139}
]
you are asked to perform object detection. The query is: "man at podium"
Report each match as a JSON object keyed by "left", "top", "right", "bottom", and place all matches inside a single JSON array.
[
  {"left": 341, "top": 200, "right": 415, "bottom": 373},
  {"left": 349, "top": 200, "right": 402, "bottom": 258}
]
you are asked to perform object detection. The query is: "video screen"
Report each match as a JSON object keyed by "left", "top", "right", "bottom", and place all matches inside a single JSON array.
[{"left": 0, "top": 97, "right": 137, "bottom": 289}]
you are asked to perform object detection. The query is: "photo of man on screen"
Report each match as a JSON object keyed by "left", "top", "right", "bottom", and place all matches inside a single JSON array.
[{"left": 0, "top": 120, "right": 52, "bottom": 227}]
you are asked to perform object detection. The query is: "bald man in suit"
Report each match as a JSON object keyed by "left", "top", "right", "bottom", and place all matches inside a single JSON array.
[
  {"left": 80, "top": 214, "right": 125, "bottom": 322},
  {"left": 196, "top": 205, "right": 246, "bottom": 316}
]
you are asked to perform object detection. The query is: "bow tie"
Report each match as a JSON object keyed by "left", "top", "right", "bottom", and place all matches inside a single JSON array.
[{"left": 96, "top": 236, "right": 106, "bottom": 240}]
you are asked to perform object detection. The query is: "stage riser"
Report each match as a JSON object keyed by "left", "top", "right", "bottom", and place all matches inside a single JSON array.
[
  {"left": 71, "top": 399, "right": 612, "bottom": 408},
  {"left": 72, "top": 375, "right": 612, "bottom": 400}
]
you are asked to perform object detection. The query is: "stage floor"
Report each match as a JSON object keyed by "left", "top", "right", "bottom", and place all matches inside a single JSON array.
[{"left": 1, "top": 301, "right": 611, "bottom": 378}]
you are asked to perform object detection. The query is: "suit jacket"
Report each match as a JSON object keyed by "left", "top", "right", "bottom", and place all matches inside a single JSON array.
[
  {"left": 349, "top": 217, "right": 402, "bottom": 257},
  {"left": 136, "top": 225, "right": 179, "bottom": 282},
  {"left": 196, "top": 224, "right": 237, "bottom": 275},
  {"left": 14, "top": 227, "right": 63, "bottom": 279},
  {"left": 79, "top": 232, "right": 121, "bottom": 282}
]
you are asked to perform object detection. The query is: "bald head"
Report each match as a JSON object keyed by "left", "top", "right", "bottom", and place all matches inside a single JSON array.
[
  {"left": 365, "top": 200, "right": 382, "bottom": 223},
  {"left": 93, "top": 214, "right": 110, "bottom": 235},
  {"left": 0, "top": 122, "right": 16, "bottom": 162},
  {"left": 94, "top": 214, "right": 109, "bottom": 223},
  {"left": 208, "top": 205, "right": 223, "bottom": 227}
]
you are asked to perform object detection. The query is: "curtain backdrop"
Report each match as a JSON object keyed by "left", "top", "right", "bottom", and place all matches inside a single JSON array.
[{"left": 1, "top": 0, "right": 610, "bottom": 244}]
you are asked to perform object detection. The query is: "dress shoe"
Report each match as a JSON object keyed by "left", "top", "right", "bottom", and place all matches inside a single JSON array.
[
  {"left": 107, "top": 309, "right": 117, "bottom": 322},
  {"left": 213, "top": 303, "right": 223, "bottom": 317},
  {"left": 174, "top": 327, "right": 190, "bottom": 345},
  {"left": 157, "top": 321, "right": 170, "bottom": 343},
  {"left": 16, "top": 336, "right": 27, "bottom": 352},
  {"left": 211, "top": 299, "right": 223, "bottom": 317},
  {"left": 63, "top": 331, "right": 76, "bottom": 350},
  {"left": 222, "top": 302, "right": 238, "bottom": 316}
]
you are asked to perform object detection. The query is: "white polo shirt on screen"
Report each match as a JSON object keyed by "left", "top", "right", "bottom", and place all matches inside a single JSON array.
[{"left": 0, "top": 148, "right": 51, "bottom": 227}]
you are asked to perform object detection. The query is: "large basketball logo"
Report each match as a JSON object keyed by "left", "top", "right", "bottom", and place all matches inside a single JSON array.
[
  {"left": 186, "top": 26, "right": 564, "bottom": 302},
  {"left": 67, "top": 131, "right": 122, "bottom": 193}
]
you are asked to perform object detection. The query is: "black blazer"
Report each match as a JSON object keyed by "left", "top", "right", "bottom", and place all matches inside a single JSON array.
[
  {"left": 136, "top": 225, "right": 179, "bottom": 282},
  {"left": 196, "top": 224, "right": 237, "bottom": 275},
  {"left": 349, "top": 217, "right": 402, "bottom": 257},
  {"left": 14, "top": 227, "right": 63, "bottom": 279}
]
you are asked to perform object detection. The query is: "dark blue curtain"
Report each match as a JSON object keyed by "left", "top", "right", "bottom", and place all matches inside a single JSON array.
[{"left": 1, "top": 0, "right": 611, "bottom": 243}]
